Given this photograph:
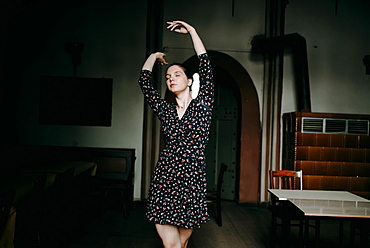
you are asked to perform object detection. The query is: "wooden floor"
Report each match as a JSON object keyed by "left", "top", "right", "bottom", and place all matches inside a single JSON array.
[{"left": 68, "top": 198, "right": 366, "bottom": 248}]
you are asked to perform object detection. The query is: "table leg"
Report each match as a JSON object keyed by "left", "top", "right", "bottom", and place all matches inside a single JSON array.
[
  {"left": 304, "top": 219, "right": 309, "bottom": 245},
  {"left": 350, "top": 220, "right": 355, "bottom": 245},
  {"left": 270, "top": 211, "right": 277, "bottom": 248},
  {"left": 281, "top": 215, "right": 290, "bottom": 248},
  {"left": 339, "top": 220, "right": 344, "bottom": 248},
  {"left": 359, "top": 220, "right": 369, "bottom": 248},
  {"left": 314, "top": 219, "right": 320, "bottom": 247},
  {"left": 298, "top": 219, "right": 304, "bottom": 248}
]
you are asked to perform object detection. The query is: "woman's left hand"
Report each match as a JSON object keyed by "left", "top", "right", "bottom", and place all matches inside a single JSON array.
[{"left": 166, "top": 20, "right": 195, "bottom": 34}]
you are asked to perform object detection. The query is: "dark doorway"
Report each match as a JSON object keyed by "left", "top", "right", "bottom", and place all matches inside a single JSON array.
[{"left": 205, "top": 65, "right": 240, "bottom": 200}]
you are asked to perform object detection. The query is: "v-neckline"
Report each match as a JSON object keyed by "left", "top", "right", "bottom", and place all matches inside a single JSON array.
[{"left": 175, "top": 100, "right": 193, "bottom": 120}]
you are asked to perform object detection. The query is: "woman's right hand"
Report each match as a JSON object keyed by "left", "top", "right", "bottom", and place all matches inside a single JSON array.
[
  {"left": 155, "top": 52, "right": 168, "bottom": 66},
  {"left": 167, "top": 20, "right": 195, "bottom": 34},
  {"left": 142, "top": 52, "right": 168, "bottom": 71}
]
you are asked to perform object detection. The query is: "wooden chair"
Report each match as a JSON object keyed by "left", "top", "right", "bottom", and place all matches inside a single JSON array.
[
  {"left": 0, "top": 189, "right": 15, "bottom": 240},
  {"left": 269, "top": 170, "right": 305, "bottom": 247},
  {"left": 206, "top": 163, "right": 228, "bottom": 227},
  {"left": 95, "top": 156, "right": 136, "bottom": 219}
]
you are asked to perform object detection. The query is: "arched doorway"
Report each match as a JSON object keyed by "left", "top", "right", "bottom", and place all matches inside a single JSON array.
[{"left": 184, "top": 51, "right": 261, "bottom": 203}]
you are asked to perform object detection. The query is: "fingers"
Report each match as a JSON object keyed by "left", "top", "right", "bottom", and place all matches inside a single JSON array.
[
  {"left": 158, "top": 60, "right": 168, "bottom": 66},
  {"left": 166, "top": 20, "right": 187, "bottom": 32},
  {"left": 159, "top": 58, "right": 168, "bottom": 65},
  {"left": 166, "top": 21, "right": 180, "bottom": 31}
]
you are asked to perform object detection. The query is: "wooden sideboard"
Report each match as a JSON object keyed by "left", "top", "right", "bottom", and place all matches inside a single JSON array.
[{"left": 283, "top": 112, "right": 370, "bottom": 199}]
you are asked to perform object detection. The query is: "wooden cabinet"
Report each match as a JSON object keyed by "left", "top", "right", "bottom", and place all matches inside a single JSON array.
[{"left": 283, "top": 112, "right": 370, "bottom": 199}]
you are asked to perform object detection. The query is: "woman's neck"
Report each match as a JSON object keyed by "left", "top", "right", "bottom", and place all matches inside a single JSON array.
[{"left": 175, "top": 92, "right": 193, "bottom": 109}]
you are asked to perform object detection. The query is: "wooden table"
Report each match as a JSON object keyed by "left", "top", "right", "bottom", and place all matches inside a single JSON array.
[
  {"left": 269, "top": 189, "right": 369, "bottom": 202},
  {"left": 268, "top": 189, "right": 370, "bottom": 247}
]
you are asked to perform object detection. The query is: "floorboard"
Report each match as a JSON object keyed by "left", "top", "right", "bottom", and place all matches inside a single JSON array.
[{"left": 69, "top": 199, "right": 367, "bottom": 248}]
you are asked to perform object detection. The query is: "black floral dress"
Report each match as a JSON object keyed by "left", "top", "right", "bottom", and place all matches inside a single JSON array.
[{"left": 139, "top": 53, "right": 214, "bottom": 229}]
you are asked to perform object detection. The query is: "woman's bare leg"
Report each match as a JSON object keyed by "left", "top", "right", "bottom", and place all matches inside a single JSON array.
[
  {"left": 155, "top": 224, "right": 181, "bottom": 248},
  {"left": 178, "top": 227, "right": 193, "bottom": 248}
]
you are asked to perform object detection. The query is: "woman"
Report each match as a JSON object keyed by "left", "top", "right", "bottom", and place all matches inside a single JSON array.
[{"left": 139, "top": 20, "right": 214, "bottom": 248}]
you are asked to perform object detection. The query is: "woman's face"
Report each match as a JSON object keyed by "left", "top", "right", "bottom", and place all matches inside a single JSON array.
[{"left": 166, "top": 65, "right": 192, "bottom": 95}]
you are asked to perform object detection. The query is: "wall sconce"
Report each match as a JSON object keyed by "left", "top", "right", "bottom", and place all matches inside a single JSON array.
[
  {"left": 363, "top": 55, "right": 370, "bottom": 75},
  {"left": 65, "top": 42, "right": 84, "bottom": 77}
]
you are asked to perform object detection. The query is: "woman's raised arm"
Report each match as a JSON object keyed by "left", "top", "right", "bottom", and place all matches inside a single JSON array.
[{"left": 166, "top": 20, "right": 206, "bottom": 56}]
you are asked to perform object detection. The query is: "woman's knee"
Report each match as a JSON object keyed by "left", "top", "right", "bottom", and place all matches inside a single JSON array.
[
  {"left": 163, "top": 240, "right": 181, "bottom": 248},
  {"left": 155, "top": 224, "right": 181, "bottom": 248},
  {"left": 179, "top": 227, "right": 193, "bottom": 248},
  {"left": 180, "top": 239, "right": 189, "bottom": 248}
]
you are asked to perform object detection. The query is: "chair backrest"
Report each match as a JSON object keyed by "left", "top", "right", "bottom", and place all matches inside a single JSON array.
[
  {"left": 94, "top": 156, "right": 127, "bottom": 174},
  {"left": 217, "top": 163, "right": 228, "bottom": 195},
  {"left": 126, "top": 157, "right": 136, "bottom": 185},
  {"left": 94, "top": 156, "right": 131, "bottom": 181},
  {"left": 269, "top": 170, "right": 303, "bottom": 190}
]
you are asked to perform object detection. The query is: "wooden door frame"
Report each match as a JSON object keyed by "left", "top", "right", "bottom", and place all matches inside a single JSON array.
[{"left": 184, "top": 51, "right": 261, "bottom": 203}]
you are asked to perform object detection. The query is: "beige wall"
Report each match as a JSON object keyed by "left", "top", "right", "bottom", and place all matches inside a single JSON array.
[
  {"left": 7, "top": 0, "right": 148, "bottom": 199},
  {"left": 283, "top": 0, "right": 370, "bottom": 114}
]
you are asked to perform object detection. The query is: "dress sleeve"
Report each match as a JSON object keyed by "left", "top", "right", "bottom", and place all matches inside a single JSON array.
[
  {"left": 138, "top": 70, "right": 165, "bottom": 114},
  {"left": 197, "top": 53, "right": 214, "bottom": 110}
]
